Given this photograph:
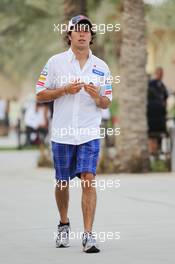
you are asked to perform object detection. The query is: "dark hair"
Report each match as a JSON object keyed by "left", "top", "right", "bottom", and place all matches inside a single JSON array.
[{"left": 65, "top": 22, "right": 96, "bottom": 46}]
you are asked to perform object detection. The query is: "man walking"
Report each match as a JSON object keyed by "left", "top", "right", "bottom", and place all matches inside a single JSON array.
[{"left": 36, "top": 15, "right": 112, "bottom": 253}]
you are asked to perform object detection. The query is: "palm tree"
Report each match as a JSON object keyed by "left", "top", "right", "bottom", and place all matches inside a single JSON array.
[
  {"left": 64, "top": 0, "right": 87, "bottom": 20},
  {"left": 116, "top": 0, "right": 149, "bottom": 172},
  {"left": 0, "top": 0, "right": 63, "bottom": 95}
]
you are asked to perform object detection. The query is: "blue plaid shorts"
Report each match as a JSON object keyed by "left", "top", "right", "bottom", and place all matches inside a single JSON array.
[{"left": 51, "top": 139, "right": 100, "bottom": 181}]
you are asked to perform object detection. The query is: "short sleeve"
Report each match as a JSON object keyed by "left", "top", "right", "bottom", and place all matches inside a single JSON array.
[
  {"left": 36, "top": 58, "right": 55, "bottom": 94},
  {"left": 99, "top": 69, "right": 112, "bottom": 101}
]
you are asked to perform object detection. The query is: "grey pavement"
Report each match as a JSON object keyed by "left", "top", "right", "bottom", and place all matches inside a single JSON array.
[
  {"left": 0, "top": 150, "right": 175, "bottom": 264},
  {"left": 0, "top": 130, "right": 18, "bottom": 148}
]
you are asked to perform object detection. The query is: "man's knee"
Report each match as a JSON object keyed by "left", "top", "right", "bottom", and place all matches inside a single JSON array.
[
  {"left": 55, "top": 180, "right": 69, "bottom": 191},
  {"left": 81, "top": 173, "right": 95, "bottom": 190}
]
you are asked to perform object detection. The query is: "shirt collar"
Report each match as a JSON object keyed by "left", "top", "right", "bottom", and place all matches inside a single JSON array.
[{"left": 67, "top": 47, "right": 92, "bottom": 62}]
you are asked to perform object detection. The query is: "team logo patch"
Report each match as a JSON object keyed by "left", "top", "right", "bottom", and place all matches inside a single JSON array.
[
  {"left": 39, "top": 75, "right": 46, "bottom": 82},
  {"left": 92, "top": 69, "right": 104, "bottom": 76},
  {"left": 105, "top": 84, "right": 112, "bottom": 90},
  {"left": 105, "top": 90, "right": 112, "bottom": 95},
  {"left": 41, "top": 69, "right": 48, "bottom": 76},
  {"left": 37, "top": 81, "right": 45, "bottom": 87},
  {"left": 41, "top": 65, "right": 48, "bottom": 77}
]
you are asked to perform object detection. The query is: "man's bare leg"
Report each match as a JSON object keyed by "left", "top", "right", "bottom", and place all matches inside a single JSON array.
[
  {"left": 55, "top": 181, "right": 69, "bottom": 223},
  {"left": 81, "top": 173, "right": 97, "bottom": 232}
]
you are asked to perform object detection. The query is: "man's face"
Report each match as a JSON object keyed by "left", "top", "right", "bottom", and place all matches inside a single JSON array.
[
  {"left": 69, "top": 23, "right": 92, "bottom": 50},
  {"left": 155, "top": 68, "right": 163, "bottom": 80}
]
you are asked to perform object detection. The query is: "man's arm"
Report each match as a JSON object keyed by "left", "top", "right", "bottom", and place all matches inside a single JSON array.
[
  {"left": 36, "top": 87, "right": 66, "bottom": 103},
  {"left": 84, "top": 84, "right": 111, "bottom": 109},
  {"left": 94, "top": 96, "right": 111, "bottom": 109},
  {"left": 36, "top": 82, "right": 84, "bottom": 103}
]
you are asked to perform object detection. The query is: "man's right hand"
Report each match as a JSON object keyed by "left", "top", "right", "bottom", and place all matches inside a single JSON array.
[
  {"left": 65, "top": 81, "right": 84, "bottom": 94},
  {"left": 37, "top": 81, "right": 84, "bottom": 103}
]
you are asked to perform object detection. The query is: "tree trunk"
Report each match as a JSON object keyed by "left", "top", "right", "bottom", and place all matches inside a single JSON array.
[
  {"left": 64, "top": 0, "right": 87, "bottom": 20},
  {"left": 116, "top": 0, "right": 149, "bottom": 172}
]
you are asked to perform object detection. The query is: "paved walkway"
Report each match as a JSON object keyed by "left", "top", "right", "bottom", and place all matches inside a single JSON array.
[
  {"left": 0, "top": 150, "right": 175, "bottom": 264},
  {"left": 0, "top": 130, "right": 18, "bottom": 147}
]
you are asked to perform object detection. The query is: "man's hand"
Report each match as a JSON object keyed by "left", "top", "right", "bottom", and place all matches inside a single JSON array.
[
  {"left": 84, "top": 83, "right": 111, "bottom": 109},
  {"left": 65, "top": 80, "right": 84, "bottom": 94},
  {"left": 84, "top": 83, "right": 100, "bottom": 99}
]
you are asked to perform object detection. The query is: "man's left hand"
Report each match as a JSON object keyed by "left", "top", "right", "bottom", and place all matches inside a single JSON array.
[{"left": 84, "top": 84, "right": 100, "bottom": 100}]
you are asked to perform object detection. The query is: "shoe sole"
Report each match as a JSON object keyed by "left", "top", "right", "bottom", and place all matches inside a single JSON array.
[
  {"left": 83, "top": 246, "right": 100, "bottom": 253},
  {"left": 56, "top": 244, "right": 70, "bottom": 248}
]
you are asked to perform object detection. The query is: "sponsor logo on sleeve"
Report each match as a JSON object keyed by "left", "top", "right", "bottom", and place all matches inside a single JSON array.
[
  {"left": 105, "top": 90, "right": 112, "bottom": 95},
  {"left": 36, "top": 64, "right": 48, "bottom": 88},
  {"left": 39, "top": 75, "right": 46, "bottom": 82},
  {"left": 36, "top": 81, "right": 45, "bottom": 87},
  {"left": 105, "top": 84, "right": 112, "bottom": 90},
  {"left": 41, "top": 66, "right": 48, "bottom": 77}
]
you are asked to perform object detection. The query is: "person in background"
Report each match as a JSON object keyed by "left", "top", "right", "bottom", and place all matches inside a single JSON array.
[
  {"left": 147, "top": 67, "right": 169, "bottom": 156},
  {"left": 9, "top": 97, "right": 20, "bottom": 129},
  {"left": 24, "top": 102, "right": 49, "bottom": 145},
  {"left": 0, "top": 98, "right": 9, "bottom": 136}
]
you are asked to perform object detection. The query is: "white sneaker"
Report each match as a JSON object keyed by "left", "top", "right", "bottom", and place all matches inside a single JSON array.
[
  {"left": 82, "top": 232, "right": 100, "bottom": 253},
  {"left": 55, "top": 222, "right": 70, "bottom": 248}
]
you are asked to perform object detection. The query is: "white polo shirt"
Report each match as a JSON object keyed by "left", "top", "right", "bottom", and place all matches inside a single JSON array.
[{"left": 36, "top": 48, "right": 112, "bottom": 145}]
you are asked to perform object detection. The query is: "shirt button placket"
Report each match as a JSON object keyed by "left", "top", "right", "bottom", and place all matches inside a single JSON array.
[{"left": 72, "top": 60, "right": 81, "bottom": 144}]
